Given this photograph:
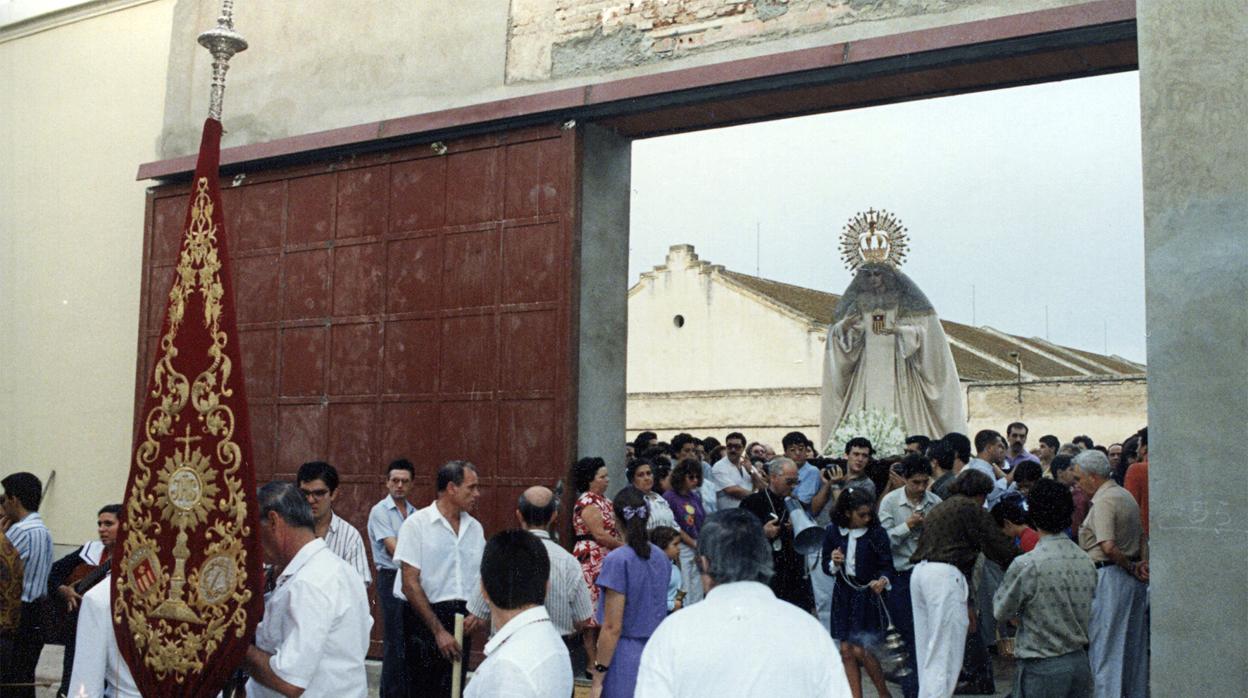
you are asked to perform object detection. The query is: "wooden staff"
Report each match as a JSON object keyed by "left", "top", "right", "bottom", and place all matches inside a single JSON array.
[{"left": 450, "top": 612, "right": 465, "bottom": 698}]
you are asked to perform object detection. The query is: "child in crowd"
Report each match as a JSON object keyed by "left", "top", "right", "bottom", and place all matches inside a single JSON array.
[
  {"left": 649, "top": 526, "right": 683, "bottom": 612},
  {"left": 822, "top": 487, "right": 896, "bottom": 698},
  {"left": 992, "top": 495, "right": 1039, "bottom": 553}
]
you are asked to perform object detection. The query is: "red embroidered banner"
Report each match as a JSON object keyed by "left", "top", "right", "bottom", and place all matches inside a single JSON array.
[{"left": 113, "top": 118, "right": 264, "bottom": 697}]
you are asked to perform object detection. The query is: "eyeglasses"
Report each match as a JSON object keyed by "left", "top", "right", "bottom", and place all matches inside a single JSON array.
[
  {"left": 300, "top": 488, "right": 331, "bottom": 500},
  {"left": 784, "top": 478, "right": 799, "bottom": 486}
]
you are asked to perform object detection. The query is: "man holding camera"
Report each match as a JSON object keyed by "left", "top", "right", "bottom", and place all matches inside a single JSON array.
[{"left": 810, "top": 437, "right": 877, "bottom": 519}]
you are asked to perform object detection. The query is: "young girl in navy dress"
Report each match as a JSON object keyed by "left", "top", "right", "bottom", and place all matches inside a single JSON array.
[{"left": 822, "top": 486, "right": 896, "bottom": 698}]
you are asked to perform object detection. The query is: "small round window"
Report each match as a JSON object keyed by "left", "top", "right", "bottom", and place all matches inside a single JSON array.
[{"left": 673, "top": 315, "right": 685, "bottom": 328}]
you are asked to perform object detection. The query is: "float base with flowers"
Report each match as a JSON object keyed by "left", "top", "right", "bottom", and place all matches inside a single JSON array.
[{"left": 824, "top": 408, "right": 907, "bottom": 459}]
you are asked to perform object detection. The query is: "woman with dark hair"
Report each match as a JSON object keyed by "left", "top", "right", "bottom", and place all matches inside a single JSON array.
[
  {"left": 572, "top": 456, "right": 622, "bottom": 676},
  {"left": 627, "top": 458, "right": 676, "bottom": 531},
  {"left": 650, "top": 456, "right": 673, "bottom": 495},
  {"left": 822, "top": 487, "right": 895, "bottom": 698},
  {"left": 661, "top": 458, "right": 706, "bottom": 606},
  {"left": 592, "top": 487, "right": 671, "bottom": 698},
  {"left": 47, "top": 504, "right": 122, "bottom": 698}
]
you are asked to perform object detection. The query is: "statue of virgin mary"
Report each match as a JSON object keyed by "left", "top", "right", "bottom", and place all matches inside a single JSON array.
[{"left": 819, "top": 212, "right": 966, "bottom": 448}]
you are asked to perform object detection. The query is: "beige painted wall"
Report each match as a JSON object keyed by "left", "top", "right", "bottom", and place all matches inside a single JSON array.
[
  {"left": 0, "top": 0, "right": 174, "bottom": 543},
  {"left": 627, "top": 245, "right": 825, "bottom": 392}
]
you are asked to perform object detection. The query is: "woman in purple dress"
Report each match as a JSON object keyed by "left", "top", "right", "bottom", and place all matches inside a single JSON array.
[{"left": 592, "top": 486, "right": 671, "bottom": 698}]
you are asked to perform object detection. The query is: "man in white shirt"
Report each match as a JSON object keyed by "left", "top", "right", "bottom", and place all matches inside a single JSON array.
[
  {"left": 394, "top": 460, "right": 485, "bottom": 698},
  {"left": 466, "top": 487, "right": 592, "bottom": 643},
  {"left": 245, "top": 481, "right": 372, "bottom": 697},
  {"left": 66, "top": 575, "right": 139, "bottom": 698},
  {"left": 709, "top": 431, "right": 764, "bottom": 511},
  {"left": 465, "top": 529, "right": 572, "bottom": 698},
  {"left": 877, "top": 454, "right": 942, "bottom": 698},
  {"left": 367, "top": 458, "right": 416, "bottom": 698},
  {"left": 635, "top": 508, "right": 852, "bottom": 697},
  {"left": 297, "top": 461, "right": 371, "bottom": 587}
]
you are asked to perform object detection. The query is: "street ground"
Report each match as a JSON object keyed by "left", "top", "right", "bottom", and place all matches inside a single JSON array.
[{"left": 38, "top": 642, "right": 1013, "bottom": 697}]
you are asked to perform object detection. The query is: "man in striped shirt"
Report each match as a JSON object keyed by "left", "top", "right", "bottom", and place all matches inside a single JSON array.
[
  {"left": 466, "top": 486, "right": 593, "bottom": 671},
  {"left": 297, "top": 462, "right": 371, "bottom": 587},
  {"left": 1, "top": 472, "right": 54, "bottom": 698}
]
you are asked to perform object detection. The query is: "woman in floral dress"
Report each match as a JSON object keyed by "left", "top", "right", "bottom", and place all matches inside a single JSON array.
[{"left": 573, "top": 456, "right": 622, "bottom": 675}]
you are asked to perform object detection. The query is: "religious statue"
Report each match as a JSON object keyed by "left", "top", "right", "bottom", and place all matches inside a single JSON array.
[{"left": 819, "top": 210, "right": 966, "bottom": 449}]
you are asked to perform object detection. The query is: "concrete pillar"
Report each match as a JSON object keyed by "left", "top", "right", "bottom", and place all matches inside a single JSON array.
[
  {"left": 1138, "top": 3, "right": 1247, "bottom": 695},
  {"left": 576, "top": 124, "right": 632, "bottom": 494}
]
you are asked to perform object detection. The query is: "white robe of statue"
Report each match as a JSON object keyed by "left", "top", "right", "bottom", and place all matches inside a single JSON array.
[{"left": 819, "top": 267, "right": 966, "bottom": 448}]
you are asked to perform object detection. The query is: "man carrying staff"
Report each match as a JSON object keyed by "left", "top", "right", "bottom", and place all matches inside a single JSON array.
[{"left": 394, "top": 461, "right": 485, "bottom": 697}]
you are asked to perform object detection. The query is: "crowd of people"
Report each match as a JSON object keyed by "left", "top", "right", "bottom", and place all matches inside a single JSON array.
[{"left": 0, "top": 419, "right": 1151, "bottom": 698}]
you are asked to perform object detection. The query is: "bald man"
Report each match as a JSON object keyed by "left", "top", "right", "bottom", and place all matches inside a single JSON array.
[{"left": 467, "top": 487, "right": 593, "bottom": 661}]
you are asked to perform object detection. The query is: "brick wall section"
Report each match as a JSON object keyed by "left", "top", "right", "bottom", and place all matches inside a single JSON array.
[{"left": 509, "top": 0, "right": 987, "bottom": 81}]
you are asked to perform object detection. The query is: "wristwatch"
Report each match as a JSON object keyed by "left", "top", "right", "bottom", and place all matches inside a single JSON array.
[{"left": 594, "top": 662, "right": 610, "bottom": 673}]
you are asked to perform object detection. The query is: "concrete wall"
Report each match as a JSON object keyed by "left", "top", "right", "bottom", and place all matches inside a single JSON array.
[
  {"left": 0, "top": 0, "right": 174, "bottom": 543},
  {"left": 627, "top": 387, "right": 821, "bottom": 449},
  {"left": 627, "top": 376, "right": 1146, "bottom": 454},
  {"left": 1137, "top": 2, "right": 1248, "bottom": 695},
  {"left": 627, "top": 245, "right": 825, "bottom": 392},
  {"left": 966, "top": 376, "right": 1147, "bottom": 446},
  {"left": 510, "top": 0, "right": 1084, "bottom": 82},
  {"left": 158, "top": 0, "right": 1090, "bottom": 157},
  {"left": 577, "top": 124, "right": 632, "bottom": 492}
]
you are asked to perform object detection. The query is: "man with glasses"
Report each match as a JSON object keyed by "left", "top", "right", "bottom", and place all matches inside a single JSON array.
[
  {"left": 297, "top": 461, "right": 371, "bottom": 588},
  {"left": 740, "top": 458, "right": 814, "bottom": 611},
  {"left": 709, "top": 432, "right": 764, "bottom": 511},
  {"left": 368, "top": 459, "right": 417, "bottom": 697}
]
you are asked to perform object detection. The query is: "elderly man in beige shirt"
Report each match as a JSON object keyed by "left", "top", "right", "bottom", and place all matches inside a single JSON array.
[{"left": 1072, "top": 449, "right": 1149, "bottom": 698}]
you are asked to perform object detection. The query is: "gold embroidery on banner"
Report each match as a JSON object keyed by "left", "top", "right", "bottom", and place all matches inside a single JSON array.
[{"left": 116, "top": 177, "right": 253, "bottom": 682}]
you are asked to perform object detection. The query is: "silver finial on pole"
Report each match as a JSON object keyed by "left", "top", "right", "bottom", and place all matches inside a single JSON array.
[{"left": 197, "top": 0, "right": 248, "bottom": 121}]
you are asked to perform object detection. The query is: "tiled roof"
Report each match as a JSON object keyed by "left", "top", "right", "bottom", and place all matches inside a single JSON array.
[{"left": 717, "top": 270, "right": 1143, "bottom": 382}]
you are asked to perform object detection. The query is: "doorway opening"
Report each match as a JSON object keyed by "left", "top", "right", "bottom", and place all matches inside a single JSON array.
[{"left": 623, "top": 71, "right": 1146, "bottom": 458}]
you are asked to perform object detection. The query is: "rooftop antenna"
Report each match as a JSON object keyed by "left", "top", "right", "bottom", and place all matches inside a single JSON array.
[{"left": 755, "top": 221, "right": 760, "bottom": 276}]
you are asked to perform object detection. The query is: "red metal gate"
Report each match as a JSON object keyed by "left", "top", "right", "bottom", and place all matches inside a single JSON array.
[{"left": 136, "top": 124, "right": 581, "bottom": 652}]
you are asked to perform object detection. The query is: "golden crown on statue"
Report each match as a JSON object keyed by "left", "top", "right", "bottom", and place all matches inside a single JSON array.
[{"left": 839, "top": 208, "right": 910, "bottom": 271}]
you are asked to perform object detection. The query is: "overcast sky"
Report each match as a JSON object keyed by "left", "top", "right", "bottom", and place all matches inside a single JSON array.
[{"left": 629, "top": 71, "right": 1146, "bottom": 363}]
